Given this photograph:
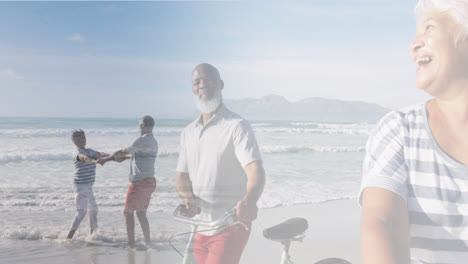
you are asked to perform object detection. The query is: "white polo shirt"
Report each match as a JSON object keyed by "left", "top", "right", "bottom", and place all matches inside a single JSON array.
[{"left": 176, "top": 104, "right": 262, "bottom": 235}]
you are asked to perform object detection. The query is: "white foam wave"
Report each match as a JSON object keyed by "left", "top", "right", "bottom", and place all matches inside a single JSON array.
[
  {"left": 0, "top": 145, "right": 362, "bottom": 164},
  {"left": 261, "top": 145, "right": 365, "bottom": 154},
  {"left": 0, "top": 223, "right": 183, "bottom": 245},
  {"left": 1, "top": 228, "right": 43, "bottom": 240},
  {"left": 254, "top": 127, "right": 371, "bottom": 135},
  {"left": 0, "top": 149, "right": 179, "bottom": 164},
  {"left": 0, "top": 123, "right": 373, "bottom": 138},
  {"left": 290, "top": 122, "right": 319, "bottom": 126},
  {"left": 251, "top": 123, "right": 273, "bottom": 127},
  {"left": 0, "top": 128, "right": 182, "bottom": 138},
  {"left": 0, "top": 152, "right": 75, "bottom": 164}
]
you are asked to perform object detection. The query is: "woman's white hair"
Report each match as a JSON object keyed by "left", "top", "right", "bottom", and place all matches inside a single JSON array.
[{"left": 415, "top": 0, "right": 468, "bottom": 43}]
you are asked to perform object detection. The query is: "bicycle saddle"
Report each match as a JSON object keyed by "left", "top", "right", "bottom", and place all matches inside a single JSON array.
[{"left": 263, "top": 217, "right": 308, "bottom": 240}]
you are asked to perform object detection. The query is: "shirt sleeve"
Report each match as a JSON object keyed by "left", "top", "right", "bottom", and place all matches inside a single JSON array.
[
  {"left": 359, "top": 111, "right": 409, "bottom": 206},
  {"left": 176, "top": 130, "right": 189, "bottom": 173},
  {"left": 74, "top": 150, "right": 81, "bottom": 161},
  {"left": 232, "top": 119, "right": 262, "bottom": 168},
  {"left": 87, "top": 149, "right": 97, "bottom": 159},
  {"left": 126, "top": 137, "right": 143, "bottom": 155}
]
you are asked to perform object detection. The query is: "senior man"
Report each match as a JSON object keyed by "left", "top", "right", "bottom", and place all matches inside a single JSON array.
[{"left": 175, "top": 63, "right": 266, "bottom": 264}]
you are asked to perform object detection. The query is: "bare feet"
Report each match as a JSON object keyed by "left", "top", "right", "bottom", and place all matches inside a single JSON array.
[{"left": 67, "top": 229, "right": 76, "bottom": 239}]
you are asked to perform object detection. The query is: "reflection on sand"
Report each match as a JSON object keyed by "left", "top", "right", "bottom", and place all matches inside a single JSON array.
[{"left": 127, "top": 249, "right": 151, "bottom": 264}]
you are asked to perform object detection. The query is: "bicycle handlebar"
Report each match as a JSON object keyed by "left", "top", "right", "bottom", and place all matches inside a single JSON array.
[{"left": 172, "top": 204, "right": 237, "bottom": 227}]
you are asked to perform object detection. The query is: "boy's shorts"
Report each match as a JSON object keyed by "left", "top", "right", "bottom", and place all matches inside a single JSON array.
[{"left": 124, "top": 177, "right": 156, "bottom": 211}]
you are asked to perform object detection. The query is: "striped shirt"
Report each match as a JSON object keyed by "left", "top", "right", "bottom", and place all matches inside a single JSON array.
[
  {"left": 74, "top": 148, "right": 97, "bottom": 185},
  {"left": 359, "top": 102, "right": 468, "bottom": 264}
]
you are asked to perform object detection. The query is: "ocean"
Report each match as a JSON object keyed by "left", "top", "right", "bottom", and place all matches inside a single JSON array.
[{"left": 0, "top": 116, "right": 371, "bottom": 261}]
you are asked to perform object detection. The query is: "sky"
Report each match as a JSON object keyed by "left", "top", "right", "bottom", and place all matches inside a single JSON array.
[{"left": 0, "top": 0, "right": 431, "bottom": 118}]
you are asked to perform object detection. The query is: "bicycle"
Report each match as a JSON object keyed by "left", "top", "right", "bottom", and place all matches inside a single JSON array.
[
  {"left": 170, "top": 204, "right": 247, "bottom": 264},
  {"left": 171, "top": 205, "right": 352, "bottom": 264},
  {"left": 263, "top": 217, "right": 352, "bottom": 264}
]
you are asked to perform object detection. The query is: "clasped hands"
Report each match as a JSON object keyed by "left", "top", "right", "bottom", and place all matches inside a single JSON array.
[{"left": 96, "top": 152, "right": 127, "bottom": 166}]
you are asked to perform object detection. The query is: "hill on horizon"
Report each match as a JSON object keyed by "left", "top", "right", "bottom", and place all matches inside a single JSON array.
[{"left": 224, "top": 94, "right": 389, "bottom": 123}]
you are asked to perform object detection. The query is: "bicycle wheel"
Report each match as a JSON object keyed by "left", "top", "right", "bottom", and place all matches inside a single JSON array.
[{"left": 314, "top": 258, "right": 352, "bottom": 264}]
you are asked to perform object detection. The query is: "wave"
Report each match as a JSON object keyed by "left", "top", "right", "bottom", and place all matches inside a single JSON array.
[
  {"left": 0, "top": 227, "right": 178, "bottom": 244},
  {"left": 259, "top": 196, "right": 358, "bottom": 209},
  {"left": 0, "top": 152, "right": 75, "bottom": 164},
  {"left": 254, "top": 127, "right": 372, "bottom": 135},
  {"left": 251, "top": 123, "right": 273, "bottom": 127},
  {"left": 0, "top": 145, "right": 363, "bottom": 164},
  {"left": 261, "top": 145, "right": 365, "bottom": 154},
  {"left": 0, "top": 123, "right": 373, "bottom": 138},
  {"left": 0, "top": 150, "right": 179, "bottom": 164},
  {"left": 0, "top": 128, "right": 182, "bottom": 138}
]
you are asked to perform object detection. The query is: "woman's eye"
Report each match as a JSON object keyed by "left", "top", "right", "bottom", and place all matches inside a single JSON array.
[{"left": 425, "top": 24, "right": 434, "bottom": 31}]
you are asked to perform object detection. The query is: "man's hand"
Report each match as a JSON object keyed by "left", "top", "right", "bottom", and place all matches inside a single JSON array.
[
  {"left": 235, "top": 199, "right": 258, "bottom": 223},
  {"left": 179, "top": 197, "right": 199, "bottom": 218},
  {"left": 114, "top": 156, "right": 127, "bottom": 163},
  {"left": 96, "top": 158, "right": 107, "bottom": 166}
]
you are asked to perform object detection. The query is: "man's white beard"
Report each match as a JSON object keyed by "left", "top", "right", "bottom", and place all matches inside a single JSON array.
[{"left": 194, "top": 89, "right": 223, "bottom": 114}]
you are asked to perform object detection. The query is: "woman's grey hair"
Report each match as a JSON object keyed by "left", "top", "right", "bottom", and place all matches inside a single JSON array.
[{"left": 415, "top": 0, "right": 468, "bottom": 44}]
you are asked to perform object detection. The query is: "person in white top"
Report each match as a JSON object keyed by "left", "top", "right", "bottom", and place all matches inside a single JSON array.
[
  {"left": 360, "top": 1, "right": 468, "bottom": 263},
  {"left": 175, "top": 63, "right": 266, "bottom": 264}
]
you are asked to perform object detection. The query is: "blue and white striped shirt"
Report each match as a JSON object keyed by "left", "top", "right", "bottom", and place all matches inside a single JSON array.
[
  {"left": 360, "top": 102, "right": 468, "bottom": 264},
  {"left": 74, "top": 148, "right": 97, "bottom": 185}
]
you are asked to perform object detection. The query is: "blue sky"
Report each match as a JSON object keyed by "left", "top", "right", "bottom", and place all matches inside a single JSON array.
[{"left": 0, "top": 0, "right": 430, "bottom": 118}]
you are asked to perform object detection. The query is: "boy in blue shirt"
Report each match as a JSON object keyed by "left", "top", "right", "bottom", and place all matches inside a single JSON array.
[{"left": 67, "top": 129, "right": 108, "bottom": 239}]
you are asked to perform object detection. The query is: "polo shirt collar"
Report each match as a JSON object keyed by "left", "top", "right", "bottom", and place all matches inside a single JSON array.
[{"left": 195, "top": 103, "right": 227, "bottom": 128}]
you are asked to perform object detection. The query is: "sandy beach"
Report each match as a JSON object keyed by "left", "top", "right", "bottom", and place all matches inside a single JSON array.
[{"left": 1, "top": 199, "right": 361, "bottom": 264}]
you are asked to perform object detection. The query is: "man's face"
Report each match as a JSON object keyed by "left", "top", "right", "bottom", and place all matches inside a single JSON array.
[
  {"left": 73, "top": 135, "right": 86, "bottom": 149},
  {"left": 191, "top": 67, "right": 222, "bottom": 101},
  {"left": 411, "top": 9, "right": 467, "bottom": 96}
]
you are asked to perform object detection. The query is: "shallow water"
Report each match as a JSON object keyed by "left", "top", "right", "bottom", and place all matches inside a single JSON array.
[{"left": 0, "top": 117, "right": 369, "bottom": 257}]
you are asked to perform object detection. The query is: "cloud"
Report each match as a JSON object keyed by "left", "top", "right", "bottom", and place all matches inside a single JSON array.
[
  {"left": 67, "top": 33, "right": 85, "bottom": 42},
  {"left": 6, "top": 68, "right": 23, "bottom": 80}
]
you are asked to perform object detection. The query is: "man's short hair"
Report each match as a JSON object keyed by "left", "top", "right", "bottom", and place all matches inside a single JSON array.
[
  {"left": 140, "top": 115, "right": 155, "bottom": 128},
  {"left": 194, "top": 63, "right": 221, "bottom": 80},
  {"left": 71, "top": 129, "right": 85, "bottom": 139}
]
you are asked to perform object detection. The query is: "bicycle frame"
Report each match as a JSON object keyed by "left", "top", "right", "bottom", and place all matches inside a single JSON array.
[
  {"left": 269, "top": 235, "right": 305, "bottom": 264},
  {"left": 181, "top": 225, "right": 198, "bottom": 264},
  {"left": 280, "top": 241, "right": 294, "bottom": 264},
  {"left": 172, "top": 205, "right": 238, "bottom": 264}
]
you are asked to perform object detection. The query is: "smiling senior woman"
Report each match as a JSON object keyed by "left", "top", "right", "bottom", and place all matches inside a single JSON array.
[{"left": 360, "top": 1, "right": 468, "bottom": 264}]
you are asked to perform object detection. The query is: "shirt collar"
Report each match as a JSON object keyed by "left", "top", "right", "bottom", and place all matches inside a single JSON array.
[{"left": 195, "top": 103, "right": 227, "bottom": 128}]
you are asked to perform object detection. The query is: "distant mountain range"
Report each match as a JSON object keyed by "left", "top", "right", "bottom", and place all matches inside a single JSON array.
[{"left": 224, "top": 94, "right": 389, "bottom": 123}]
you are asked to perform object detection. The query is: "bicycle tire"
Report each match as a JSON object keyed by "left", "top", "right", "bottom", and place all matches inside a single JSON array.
[{"left": 314, "top": 258, "right": 352, "bottom": 264}]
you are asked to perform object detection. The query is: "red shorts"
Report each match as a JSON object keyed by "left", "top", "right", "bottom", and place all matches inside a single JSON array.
[
  {"left": 193, "top": 223, "right": 251, "bottom": 264},
  {"left": 124, "top": 177, "right": 156, "bottom": 211}
]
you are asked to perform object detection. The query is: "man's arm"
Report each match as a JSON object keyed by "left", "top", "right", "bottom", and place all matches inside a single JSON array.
[
  {"left": 97, "top": 149, "right": 130, "bottom": 165},
  {"left": 361, "top": 187, "right": 410, "bottom": 264},
  {"left": 235, "top": 160, "right": 266, "bottom": 222},
  {"left": 175, "top": 172, "right": 198, "bottom": 217},
  {"left": 95, "top": 152, "right": 110, "bottom": 159},
  {"left": 77, "top": 153, "right": 98, "bottom": 164},
  {"left": 110, "top": 149, "right": 131, "bottom": 161}
]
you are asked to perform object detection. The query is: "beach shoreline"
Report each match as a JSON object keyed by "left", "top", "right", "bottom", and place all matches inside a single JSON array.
[{"left": 1, "top": 199, "right": 361, "bottom": 264}]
